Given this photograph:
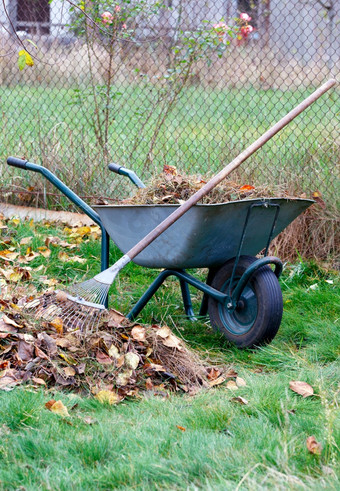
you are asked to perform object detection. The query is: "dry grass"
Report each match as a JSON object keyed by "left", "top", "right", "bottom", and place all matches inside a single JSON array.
[
  {"left": 270, "top": 202, "right": 340, "bottom": 264},
  {"left": 122, "top": 168, "right": 291, "bottom": 205},
  {"left": 1, "top": 34, "right": 338, "bottom": 89}
]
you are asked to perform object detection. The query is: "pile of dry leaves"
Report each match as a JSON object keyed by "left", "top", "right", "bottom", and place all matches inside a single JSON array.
[
  {"left": 0, "top": 292, "right": 234, "bottom": 401},
  {"left": 122, "top": 165, "right": 290, "bottom": 205}
]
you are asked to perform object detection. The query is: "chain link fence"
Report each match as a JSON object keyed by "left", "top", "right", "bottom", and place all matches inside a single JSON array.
[{"left": 0, "top": 0, "right": 339, "bottom": 215}]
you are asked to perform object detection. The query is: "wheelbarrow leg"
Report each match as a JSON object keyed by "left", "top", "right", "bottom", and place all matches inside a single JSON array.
[
  {"left": 179, "top": 279, "right": 196, "bottom": 320},
  {"left": 199, "top": 268, "right": 218, "bottom": 317},
  {"left": 127, "top": 269, "right": 196, "bottom": 321}
]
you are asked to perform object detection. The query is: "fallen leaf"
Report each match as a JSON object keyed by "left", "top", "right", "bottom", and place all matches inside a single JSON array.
[
  {"left": 225, "top": 369, "right": 238, "bottom": 378},
  {"left": 107, "top": 309, "right": 126, "bottom": 327},
  {"left": 45, "top": 399, "right": 57, "bottom": 410},
  {"left": 231, "top": 396, "right": 248, "bottom": 405},
  {"left": 95, "top": 390, "right": 121, "bottom": 405},
  {"left": 50, "top": 317, "right": 63, "bottom": 335},
  {"left": 239, "top": 185, "right": 255, "bottom": 191},
  {"left": 289, "top": 381, "right": 314, "bottom": 398},
  {"left": 226, "top": 380, "right": 238, "bottom": 391},
  {"left": 2, "top": 314, "right": 22, "bottom": 328},
  {"left": 83, "top": 416, "right": 98, "bottom": 425},
  {"left": 145, "top": 377, "right": 153, "bottom": 390},
  {"left": 48, "top": 400, "right": 70, "bottom": 418},
  {"left": 116, "top": 369, "right": 132, "bottom": 386},
  {"left": 108, "top": 344, "right": 120, "bottom": 359},
  {"left": 0, "top": 371, "right": 20, "bottom": 390},
  {"left": 208, "top": 375, "right": 226, "bottom": 387},
  {"left": 8, "top": 272, "right": 22, "bottom": 283},
  {"left": 70, "top": 255, "right": 86, "bottom": 264},
  {"left": 131, "top": 325, "right": 146, "bottom": 342},
  {"left": 207, "top": 367, "right": 221, "bottom": 380},
  {"left": 162, "top": 334, "right": 183, "bottom": 351},
  {"left": 124, "top": 352, "right": 139, "bottom": 370},
  {"left": 0, "top": 250, "right": 19, "bottom": 261},
  {"left": 58, "top": 353, "right": 77, "bottom": 365},
  {"left": 306, "top": 435, "right": 322, "bottom": 455},
  {"left": 176, "top": 425, "right": 186, "bottom": 431},
  {"left": 63, "top": 367, "right": 76, "bottom": 377},
  {"left": 156, "top": 326, "right": 172, "bottom": 338},
  {"left": 17, "top": 340, "right": 34, "bottom": 361},
  {"left": 20, "top": 237, "right": 32, "bottom": 245},
  {"left": 58, "top": 251, "right": 70, "bottom": 262},
  {"left": 96, "top": 351, "right": 113, "bottom": 365},
  {"left": 236, "top": 376, "right": 247, "bottom": 387},
  {"left": 38, "top": 246, "right": 51, "bottom": 258},
  {"left": 163, "top": 165, "right": 177, "bottom": 175},
  {"left": 32, "top": 377, "right": 46, "bottom": 386}
]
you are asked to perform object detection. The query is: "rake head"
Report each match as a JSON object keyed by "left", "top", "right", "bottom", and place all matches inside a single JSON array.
[{"left": 26, "top": 278, "right": 110, "bottom": 333}]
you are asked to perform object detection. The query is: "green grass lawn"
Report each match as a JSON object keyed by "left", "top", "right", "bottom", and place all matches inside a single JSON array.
[
  {"left": 0, "top": 218, "right": 339, "bottom": 489},
  {"left": 1, "top": 84, "right": 339, "bottom": 208}
]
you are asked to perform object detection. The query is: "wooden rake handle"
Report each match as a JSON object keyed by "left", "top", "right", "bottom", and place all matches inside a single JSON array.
[{"left": 127, "top": 78, "right": 337, "bottom": 261}]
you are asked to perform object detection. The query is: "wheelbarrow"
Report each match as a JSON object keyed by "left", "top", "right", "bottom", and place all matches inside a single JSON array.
[{"left": 7, "top": 157, "right": 313, "bottom": 347}]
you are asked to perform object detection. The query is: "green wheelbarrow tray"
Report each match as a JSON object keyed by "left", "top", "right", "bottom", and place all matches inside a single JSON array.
[{"left": 93, "top": 197, "right": 313, "bottom": 269}]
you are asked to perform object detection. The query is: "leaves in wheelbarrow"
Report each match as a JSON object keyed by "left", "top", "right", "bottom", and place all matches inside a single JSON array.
[
  {"left": 122, "top": 166, "right": 292, "bottom": 206},
  {"left": 0, "top": 293, "right": 228, "bottom": 400}
]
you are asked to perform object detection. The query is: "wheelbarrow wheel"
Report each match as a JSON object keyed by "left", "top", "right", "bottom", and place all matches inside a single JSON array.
[{"left": 208, "top": 255, "right": 283, "bottom": 348}]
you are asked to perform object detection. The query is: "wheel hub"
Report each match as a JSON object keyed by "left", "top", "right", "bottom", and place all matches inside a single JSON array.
[{"left": 219, "top": 281, "right": 258, "bottom": 335}]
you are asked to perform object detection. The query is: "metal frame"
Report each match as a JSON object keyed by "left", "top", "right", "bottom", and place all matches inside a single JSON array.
[{"left": 127, "top": 202, "right": 283, "bottom": 320}]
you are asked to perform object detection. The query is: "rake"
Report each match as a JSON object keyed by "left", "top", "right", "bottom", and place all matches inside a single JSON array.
[{"left": 24, "top": 79, "right": 336, "bottom": 331}]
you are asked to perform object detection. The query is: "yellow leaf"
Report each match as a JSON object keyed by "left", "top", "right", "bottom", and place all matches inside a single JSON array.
[
  {"left": 58, "top": 352, "right": 77, "bottom": 365},
  {"left": 18, "top": 49, "right": 34, "bottom": 69},
  {"left": 74, "top": 226, "right": 91, "bottom": 237},
  {"left": 9, "top": 272, "right": 22, "bottom": 283},
  {"left": 95, "top": 390, "right": 121, "bottom": 405},
  {"left": 38, "top": 246, "right": 51, "bottom": 258},
  {"left": 58, "top": 251, "right": 70, "bottom": 262},
  {"left": 0, "top": 250, "right": 19, "bottom": 261},
  {"left": 49, "top": 400, "right": 70, "bottom": 417},
  {"left": 50, "top": 317, "right": 63, "bottom": 334}
]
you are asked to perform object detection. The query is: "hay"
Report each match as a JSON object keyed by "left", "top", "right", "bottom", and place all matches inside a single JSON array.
[{"left": 123, "top": 166, "right": 291, "bottom": 205}]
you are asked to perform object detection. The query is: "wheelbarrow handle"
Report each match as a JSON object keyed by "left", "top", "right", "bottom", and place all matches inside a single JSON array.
[
  {"left": 108, "top": 162, "right": 145, "bottom": 189},
  {"left": 108, "top": 162, "right": 122, "bottom": 174},
  {"left": 7, "top": 157, "right": 28, "bottom": 169}
]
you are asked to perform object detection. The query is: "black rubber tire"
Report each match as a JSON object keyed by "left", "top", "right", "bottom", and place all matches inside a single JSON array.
[{"left": 208, "top": 255, "right": 283, "bottom": 348}]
